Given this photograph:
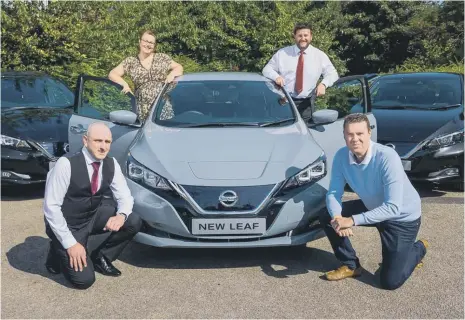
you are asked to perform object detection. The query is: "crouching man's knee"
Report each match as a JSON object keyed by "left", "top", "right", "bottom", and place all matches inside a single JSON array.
[
  {"left": 318, "top": 209, "right": 332, "bottom": 226},
  {"left": 71, "top": 273, "right": 96, "bottom": 290},
  {"left": 380, "top": 274, "right": 404, "bottom": 291},
  {"left": 125, "top": 213, "right": 143, "bottom": 236}
]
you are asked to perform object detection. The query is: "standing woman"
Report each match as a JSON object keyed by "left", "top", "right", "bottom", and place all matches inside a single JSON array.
[{"left": 109, "top": 30, "right": 183, "bottom": 120}]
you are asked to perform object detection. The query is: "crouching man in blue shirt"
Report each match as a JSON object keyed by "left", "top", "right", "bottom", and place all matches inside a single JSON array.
[{"left": 320, "top": 113, "right": 428, "bottom": 290}]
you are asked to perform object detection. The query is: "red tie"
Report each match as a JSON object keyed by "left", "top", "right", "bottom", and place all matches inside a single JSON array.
[
  {"left": 295, "top": 50, "right": 305, "bottom": 94},
  {"left": 91, "top": 162, "right": 101, "bottom": 195}
]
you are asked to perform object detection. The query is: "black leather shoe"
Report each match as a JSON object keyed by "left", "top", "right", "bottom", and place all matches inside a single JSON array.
[
  {"left": 92, "top": 255, "right": 121, "bottom": 277},
  {"left": 45, "top": 245, "right": 61, "bottom": 274}
]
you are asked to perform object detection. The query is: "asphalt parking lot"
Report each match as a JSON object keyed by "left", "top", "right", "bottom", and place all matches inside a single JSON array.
[{"left": 1, "top": 184, "right": 463, "bottom": 319}]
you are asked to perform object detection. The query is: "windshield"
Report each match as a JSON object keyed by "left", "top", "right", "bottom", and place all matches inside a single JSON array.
[
  {"left": 370, "top": 74, "right": 463, "bottom": 109},
  {"left": 153, "top": 80, "right": 295, "bottom": 127},
  {"left": 1, "top": 76, "right": 75, "bottom": 108}
]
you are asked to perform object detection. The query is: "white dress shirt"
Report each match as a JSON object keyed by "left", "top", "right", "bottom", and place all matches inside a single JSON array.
[
  {"left": 43, "top": 147, "right": 134, "bottom": 249},
  {"left": 262, "top": 44, "right": 339, "bottom": 99}
]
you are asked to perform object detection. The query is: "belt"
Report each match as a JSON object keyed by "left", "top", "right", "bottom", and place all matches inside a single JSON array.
[{"left": 292, "top": 97, "right": 309, "bottom": 101}]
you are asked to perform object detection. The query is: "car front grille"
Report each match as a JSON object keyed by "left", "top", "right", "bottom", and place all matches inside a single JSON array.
[{"left": 180, "top": 184, "right": 277, "bottom": 213}]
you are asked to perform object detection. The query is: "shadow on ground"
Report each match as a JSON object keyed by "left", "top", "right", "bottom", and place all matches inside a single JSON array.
[
  {"left": 118, "top": 241, "right": 382, "bottom": 288},
  {"left": 5, "top": 236, "right": 73, "bottom": 288},
  {"left": 6, "top": 235, "right": 381, "bottom": 288}
]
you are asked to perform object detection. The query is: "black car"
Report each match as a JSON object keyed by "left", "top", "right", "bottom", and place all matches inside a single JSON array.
[
  {"left": 1, "top": 71, "right": 74, "bottom": 185},
  {"left": 352, "top": 72, "right": 464, "bottom": 190}
]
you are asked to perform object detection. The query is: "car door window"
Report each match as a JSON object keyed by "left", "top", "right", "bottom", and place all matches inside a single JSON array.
[
  {"left": 314, "top": 78, "right": 367, "bottom": 118},
  {"left": 78, "top": 78, "right": 136, "bottom": 120}
]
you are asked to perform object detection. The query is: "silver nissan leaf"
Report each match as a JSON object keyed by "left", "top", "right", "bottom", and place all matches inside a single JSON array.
[{"left": 67, "top": 72, "right": 376, "bottom": 248}]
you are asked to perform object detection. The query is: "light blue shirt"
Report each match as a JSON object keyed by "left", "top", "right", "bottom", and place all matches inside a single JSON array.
[
  {"left": 262, "top": 44, "right": 339, "bottom": 99},
  {"left": 326, "top": 142, "right": 421, "bottom": 225}
]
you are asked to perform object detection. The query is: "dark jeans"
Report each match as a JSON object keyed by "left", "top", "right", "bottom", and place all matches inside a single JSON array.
[
  {"left": 319, "top": 200, "right": 427, "bottom": 290},
  {"left": 46, "top": 204, "right": 142, "bottom": 290}
]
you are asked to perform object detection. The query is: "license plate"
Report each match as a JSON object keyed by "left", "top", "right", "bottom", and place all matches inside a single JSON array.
[
  {"left": 192, "top": 218, "right": 266, "bottom": 235},
  {"left": 402, "top": 160, "right": 411, "bottom": 171},
  {"left": 49, "top": 161, "right": 57, "bottom": 171}
]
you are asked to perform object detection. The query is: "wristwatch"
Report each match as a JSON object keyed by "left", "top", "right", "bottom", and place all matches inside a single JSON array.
[{"left": 118, "top": 212, "right": 128, "bottom": 222}]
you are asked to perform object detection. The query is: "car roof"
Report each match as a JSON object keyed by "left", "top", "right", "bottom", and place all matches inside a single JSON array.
[
  {"left": 376, "top": 72, "right": 463, "bottom": 79},
  {"left": 175, "top": 72, "right": 272, "bottom": 82},
  {"left": 1, "top": 70, "right": 49, "bottom": 78}
]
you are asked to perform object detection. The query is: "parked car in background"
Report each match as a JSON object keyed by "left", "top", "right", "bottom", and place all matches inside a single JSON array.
[
  {"left": 352, "top": 72, "right": 464, "bottom": 190},
  {"left": 1, "top": 71, "right": 74, "bottom": 185},
  {"left": 66, "top": 72, "right": 377, "bottom": 248}
]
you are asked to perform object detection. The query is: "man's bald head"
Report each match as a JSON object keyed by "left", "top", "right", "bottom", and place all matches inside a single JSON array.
[
  {"left": 83, "top": 122, "right": 112, "bottom": 160},
  {"left": 86, "top": 122, "right": 112, "bottom": 139}
]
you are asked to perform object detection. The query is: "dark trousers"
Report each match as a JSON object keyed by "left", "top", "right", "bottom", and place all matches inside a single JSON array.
[
  {"left": 46, "top": 204, "right": 142, "bottom": 289},
  {"left": 292, "top": 98, "right": 312, "bottom": 118},
  {"left": 319, "top": 200, "right": 427, "bottom": 290}
]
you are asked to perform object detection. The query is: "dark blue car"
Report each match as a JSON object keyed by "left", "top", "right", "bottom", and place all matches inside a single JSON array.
[
  {"left": 352, "top": 72, "right": 464, "bottom": 190},
  {"left": 1, "top": 71, "right": 74, "bottom": 185}
]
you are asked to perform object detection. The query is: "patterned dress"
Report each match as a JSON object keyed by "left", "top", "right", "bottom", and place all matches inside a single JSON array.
[{"left": 122, "top": 53, "right": 174, "bottom": 120}]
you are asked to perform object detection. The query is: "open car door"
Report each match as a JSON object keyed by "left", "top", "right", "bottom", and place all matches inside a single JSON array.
[
  {"left": 306, "top": 75, "right": 376, "bottom": 188},
  {"left": 68, "top": 75, "right": 142, "bottom": 169}
]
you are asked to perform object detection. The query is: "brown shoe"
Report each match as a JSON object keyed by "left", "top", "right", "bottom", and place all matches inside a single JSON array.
[
  {"left": 419, "top": 239, "right": 429, "bottom": 250},
  {"left": 324, "top": 265, "right": 362, "bottom": 281},
  {"left": 415, "top": 239, "right": 429, "bottom": 270}
]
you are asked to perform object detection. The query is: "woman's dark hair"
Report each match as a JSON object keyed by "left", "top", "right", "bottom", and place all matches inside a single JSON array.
[{"left": 293, "top": 23, "right": 312, "bottom": 35}]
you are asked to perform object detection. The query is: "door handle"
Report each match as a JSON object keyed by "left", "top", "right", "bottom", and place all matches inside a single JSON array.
[{"left": 70, "top": 124, "right": 87, "bottom": 134}]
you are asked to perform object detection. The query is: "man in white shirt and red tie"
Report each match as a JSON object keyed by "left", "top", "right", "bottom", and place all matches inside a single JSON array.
[
  {"left": 262, "top": 22, "right": 339, "bottom": 117},
  {"left": 43, "top": 122, "right": 141, "bottom": 289}
]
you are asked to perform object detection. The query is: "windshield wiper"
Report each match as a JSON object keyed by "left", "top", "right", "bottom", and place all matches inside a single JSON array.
[
  {"left": 260, "top": 118, "right": 296, "bottom": 127},
  {"left": 182, "top": 122, "right": 260, "bottom": 128},
  {"left": 373, "top": 105, "right": 425, "bottom": 110},
  {"left": 429, "top": 104, "right": 462, "bottom": 111}
]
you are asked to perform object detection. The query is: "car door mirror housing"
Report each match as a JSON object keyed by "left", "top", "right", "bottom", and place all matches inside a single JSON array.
[
  {"left": 312, "top": 109, "right": 338, "bottom": 124},
  {"left": 109, "top": 110, "right": 138, "bottom": 125}
]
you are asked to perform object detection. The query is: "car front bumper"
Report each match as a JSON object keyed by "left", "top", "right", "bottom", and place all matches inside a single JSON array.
[
  {"left": 1, "top": 147, "right": 52, "bottom": 185},
  {"left": 402, "top": 143, "right": 464, "bottom": 183},
  {"left": 127, "top": 179, "right": 328, "bottom": 248}
]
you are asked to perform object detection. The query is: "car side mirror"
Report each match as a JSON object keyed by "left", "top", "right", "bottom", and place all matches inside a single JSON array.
[
  {"left": 109, "top": 110, "right": 138, "bottom": 125},
  {"left": 312, "top": 109, "right": 338, "bottom": 125}
]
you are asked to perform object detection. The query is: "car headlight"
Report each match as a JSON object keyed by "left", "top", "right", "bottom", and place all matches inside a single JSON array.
[
  {"left": 0, "top": 134, "right": 31, "bottom": 150},
  {"left": 127, "top": 155, "right": 172, "bottom": 191},
  {"left": 282, "top": 154, "right": 327, "bottom": 191},
  {"left": 425, "top": 129, "right": 464, "bottom": 149}
]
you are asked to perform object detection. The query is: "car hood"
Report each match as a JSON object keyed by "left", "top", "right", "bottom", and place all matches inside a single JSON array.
[
  {"left": 375, "top": 107, "right": 463, "bottom": 142},
  {"left": 1, "top": 107, "right": 72, "bottom": 142},
  {"left": 374, "top": 107, "right": 463, "bottom": 156},
  {"left": 130, "top": 121, "right": 323, "bottom": 186}
]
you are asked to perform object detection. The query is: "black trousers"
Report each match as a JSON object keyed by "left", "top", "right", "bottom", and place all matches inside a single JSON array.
[
  {"left": 46, "top": 204, "right": 142, "bottom": 289},
  {"left": 319, "top": 200, "right": 427, "bottom": 290},
  {"left": 292, "top": 98, "right": 312, "bottom": 118}
]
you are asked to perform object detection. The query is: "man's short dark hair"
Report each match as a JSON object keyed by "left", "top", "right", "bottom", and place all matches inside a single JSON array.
[
  {"left": 343, "top": 113, "right": 371, "bottom": 132},
  {"left": 293, "top": 22, "right": 312, "bottom": 35}
]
